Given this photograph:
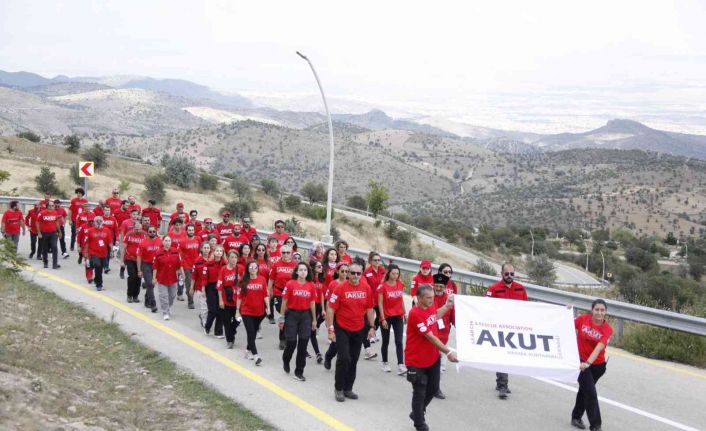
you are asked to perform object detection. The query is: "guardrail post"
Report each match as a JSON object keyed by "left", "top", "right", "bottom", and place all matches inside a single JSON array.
[{"left": 615, "top": 318, "right": 624, "bottom": 343}]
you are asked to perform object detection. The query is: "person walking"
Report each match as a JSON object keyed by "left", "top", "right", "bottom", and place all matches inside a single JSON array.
[
  {"left": 53, "top": 200, "right": 70, "bottom": 259},
  {"left": 363, "top": 251, "right": 386, "bottom": 343},
  {"left": 309, "top": 260, "right": 326, "bottom": 364},
  {"left": 432, "top": 273, "right": 453, "bottom": 399},
  {"left": 203, "top": 245, "right": 226, "bottom": 338},
  {"left": 153, "top": 235, "right": 184, "bottom": 320},
  {"left": 190, "top": 242, "right": 211, "bottom": 327},
  {"left": 123, "top": 221, "right": 146, "bottom": 303},
  {"left": 36, "top": 200, "right": 63, "bottom": 269},
  {"left": 486, "top": 262, "right": 527, "bottom": 399},
  {"left": 323, "top": 262, "right": 349, "bottom": 370},
  {"left": 279, "top": 262, "right": 317, "bottom": 381},
  {"left": 571, "top": 299, "right": 613, "bottom": 431},
  {"left": 378, "top": 264, "right": 407, "bottom": 375},
  {"left": 218, "top": 250, "right": 241, "bottom": 348},
  {"left": 1, "top": 200, "right": 25, "bottom": 251},
  {"left": 25, "top": 201, "right": 41, "bottom": 260},
  {"left": 83, "top": 215, "right": 113, "bottom": 291},
  {"left": 326, "top": 262, "right": 376, "bottom": 402},
  {"left": 405, "top": 284, "right": 457, "bottom": 431},
  {"left": 237, "top": 260, "right": 269, "bottom": 366},
  {"left": 137, "top": 225, "right": 162, "bottom": 312},
  {"left": 68, "top": 187, "right": 87, "bottom": 251},
  {"left": 179, "top": 223, "right": 201, "bottom": 309},
  {"left": 268, "top": 245, "right": 297, "bottom": 349}
]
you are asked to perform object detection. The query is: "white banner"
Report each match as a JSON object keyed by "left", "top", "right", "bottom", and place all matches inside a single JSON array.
[{"left": 455, "top": 296, "right": 580, "bottom": 382}]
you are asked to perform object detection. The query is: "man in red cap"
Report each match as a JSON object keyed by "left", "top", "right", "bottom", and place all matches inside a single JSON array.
[
  {"left": 169, "top": 202, "right": 189, "bottom": 224},
  {"left": 199, "top": 218, "right": 220, "bottom": 243},
  {"left": 216, "top": 211, "right": 235, "bottom": 242},
  {"left": 411, "top": 259, "right": 434, "bottom": 306}
]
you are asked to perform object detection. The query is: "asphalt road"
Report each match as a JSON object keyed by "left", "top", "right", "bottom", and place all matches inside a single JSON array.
[{"left": 17, "top": 237, "right": 705, "bottom": 431}]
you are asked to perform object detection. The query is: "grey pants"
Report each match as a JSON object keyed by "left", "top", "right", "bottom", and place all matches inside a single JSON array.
[
  {"left": 181, "top": 269, "right": 194, "bottom": 305},
  {"left": 141, "top": 262, "right": 156, "bottom": 307},
  {"left": 3, "top": 233, "right": 20, "bottom": 251},
  {"left": 158, "top": 283, "right": 177, "bottom": 315},
  {"left": 496, "top": 372, "right": 509, "bottom": 388}
]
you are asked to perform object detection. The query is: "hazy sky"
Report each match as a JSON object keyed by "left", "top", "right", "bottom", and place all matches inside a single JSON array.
[{"left": 2, "top": 0, "right": 706, "bottom": 132}]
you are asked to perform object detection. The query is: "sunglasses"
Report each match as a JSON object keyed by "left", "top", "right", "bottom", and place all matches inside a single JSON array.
[
  {"left": 349, "top": 271, "right": 362, "bottom": 276},
  {"left": 504, "top": 272, "right": 515, "bottom": 277},
  {"left": 442, "top": 270, "right": 452, "bottom": 275},
  {"left": 281, "top": 251, "right": 291, "bottom": 254}
]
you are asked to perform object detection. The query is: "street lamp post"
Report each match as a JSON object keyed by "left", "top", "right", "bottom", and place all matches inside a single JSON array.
[
  {"left": 600, "top": 250, "right": 605, "bottom": 282},
  {"left": 529, "top": 229, "right": 535, "bottom": 257},
  {"left": 297, "top": 51, "right": 334, "bottom": 244}
]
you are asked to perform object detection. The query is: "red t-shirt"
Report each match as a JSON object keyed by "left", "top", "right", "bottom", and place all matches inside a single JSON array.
[
  {"left": 267, "top": 248, "right": 281, "bottom": 265},
  {"left": 85, "top": 226, "right": 114, "bottom": 258},
  {"left": 433, "top": 292, "right": 452, "bottom": 344},
  {"left": 101, "top": 216, "right": 119, "bottom": 243},
  {"left": 329, "top": 280, "right": 373, "bottom": 332},
  {"left": 269, "top": 231, "right": 290, "bottom": 246},
  {"left": 411, "top": 273, "right": 434, "bottom": 297},
  {"left": 198, "top": 228, "right": 220, "bottom": 243},
  {"left": 217, "top": 265, "right": 239, "bottom": 306},
  {"left": 312, "top": 278, "right": 325, "bottom": 304},
  {"left": 170, "top": 211, "right": 190, "bottom": 224},
  {"left": 256, "top": 258, "right": 270, "bottom": 281},
  {"left": 269, "top": 259, "right": 297, "bottom": 296},
  {"left": 119, "top": 219, "right": 136, "bottom": 240},
  {"left": 25, "top": 208, "right": 39, "bottom": 234},
  {"left": 339, "top": 254, "right": 353, "bottom": 265},
  {"left": 37, "top": 209, "right": 61, "bottom": 233},
  {"left": 242, "top": 225, "right": 258, "bottom": 241},
  {"left": 105, "top": 197, "right": 122, "bottom": 214},
  {"left": 179, "top": 236, "right": 201, "bottom": 270},
  {"left": 69, "top": 197, "right": 88, "bottom": 222},
  {"left": 486, "top": 280, "right": 528, "bottom": 301},
  {"left": 364, "top": 265, "right": 386, "bottom": 306},
  {"left": 325, "top": 279, "right": 341, "bottom": 301},
  {"left": 283, "top": 280, "right": 316, "bottom": 311},
  {"left": 203, "top": 258, "right": 225, "bottom": 284},
  {"left": 142, "top": 207, "right": 162, "bottom": 228},
  {"left": 127, "top": 203, "right": 142, "bottom": 214},
  {"left": 378, "top": 280, "right": 405, "bottom": 318},
  {"left": 56, "top": 207, "right": 68, "bottom": 222},
  {"left": 238, "top": 276, "right": 268, "bottom": 316},
  {"left": 167, "top": 229, "right": 187, "bottom": 249},
  {"left": 123, "top": 231, "right": 146, "bottom": 261},
  {"left": 192, "top": 256, "right": 207, "bottom": 291},
  {"left": 575, "top": 314, "right": 613, "bottom": 365},
  {"left": 445, "top": 280, "right": 458, "bottom": 296},
  {"left": 405, "top": 305, "right": 440, "bottom": 368},
  {"left": 93, "top": 205, "right": 104, "bottom": 217},
  {"left": 113, "top": 208, "right": 131, "bottom": 226},
  {"left": 215, "top": 222, "right": 234, "bottom": 240},
  {"left": 153, "top": 248, "right": 182, "bottom": 285},
  {"left": 2, "top": 209, "right": 24, "bottom": 235},
  {"left": 223, "top": 233, "right": 249, "bottom": 255},
  {"left": 137, "top": 236, "right": 162, "bottom": 264}
]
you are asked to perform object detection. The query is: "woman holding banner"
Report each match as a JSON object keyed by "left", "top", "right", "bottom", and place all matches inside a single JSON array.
[{"left": 571, "top": 299, "right": 613, "bottom": 431}]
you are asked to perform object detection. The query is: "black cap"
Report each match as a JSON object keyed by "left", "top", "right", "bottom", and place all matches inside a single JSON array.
[{"left": 433, "top": 273, "right": 449, "bottom": 285}]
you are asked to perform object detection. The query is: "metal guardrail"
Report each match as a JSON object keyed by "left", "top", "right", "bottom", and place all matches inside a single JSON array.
[{"left": 3, "top": 195, "right": 705, "bottom": 337}]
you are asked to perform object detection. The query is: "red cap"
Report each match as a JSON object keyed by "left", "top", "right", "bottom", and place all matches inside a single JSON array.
[
  {"left": 233, "top": 223, "right": 242, "bottom": 229},
  {"left": 176, "top": 202, "right": 184, "bottom": 208},
  {"left": 222, "top": 210, "right": 231, "bottom": 217},
  {"left": 86, "top": 213, "right": 96, "bottom": 221},
  {"left": 204, "top": 218, "right": 213, "bottom": 223},
  {"left": 420, "top": 259, "right": 432, "bottom": 269}
]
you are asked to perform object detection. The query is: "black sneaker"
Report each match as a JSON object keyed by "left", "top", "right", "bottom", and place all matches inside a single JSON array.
[
  {"left": 324, "top": 357, "right": 331, "bottom": 370},
  {"left": 88, "top": 279, "right": 94, "bottom": 284},
  {"left": 127, "top": 296, "right": 133, "bottom": 303},
  {"left": 104, "top": 268, "right": 111, "bottom": 274},
  {"left": 52, "top": 264, "right": 61, "bottom": 269},
  {"left": 151, "top": 307, "right": 158, "bottom": 313},
  {"left": 77, "top": 255, "right": 82, "bottom": 264},
  {"left": 29, "top": 252, "right": 34, "bottom": 259},
  {"left": 498, "top": 386, "right": 508, "bottom": 399},
  {"left": 119, "top": 267, "right": 125, "bottom": 279},
  {"left": 188, "top": 302, "right": 195, "bottom": 310},
  {"left": 133, "top": 296, "right": 139, "bottom": 303},
  {"left": 43, "top": 263, "right": 48, "bottom": 268},
  {"left": 279, "top": 340, "right": 285, "bottom": 350},
  {"left": 293, "top": 373, "right": 305, "bottom": 382},
  {"left": 571, "top": 418, "right": 587, "bottom": 429},
  {"left": 335, "top": 390, "right": 345, "bottom": 402},
  {"left": 343, "top": 391, "right": 358, "bottom": 400},
  {"left": 589, "top": 427, "right": 602, "bottom": 431},
  {"left": 316, "top": 353, "right": 323, "bottom": 364},
  {"left": 283, "top": 361, "right": 290, "bottom": 374},
  {"left": 269, "top": 317, "right": 275, "bottom": 324},
  {"left": 434, "top": 389, "right": 446, "bottom": 399}
]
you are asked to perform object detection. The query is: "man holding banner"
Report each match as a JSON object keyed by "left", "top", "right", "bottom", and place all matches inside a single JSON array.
[
  {"left": 485, "top": 263, "right": 527, "bottom": 399},
  {"left": 405, "top": 284, "right": 457, "bottom": 431}
]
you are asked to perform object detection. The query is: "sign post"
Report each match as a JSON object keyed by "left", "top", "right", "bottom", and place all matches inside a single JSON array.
[{"left": 78, "top": 161, "right": 95, "bottom": 198}]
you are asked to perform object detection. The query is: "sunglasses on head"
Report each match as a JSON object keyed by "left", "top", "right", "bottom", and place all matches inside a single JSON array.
[
  {"left": 349, "top": 271, "right": 362, "bottom": 276},
  {"left": 504, "top": 272, "right": 515, "bottom": 277}
]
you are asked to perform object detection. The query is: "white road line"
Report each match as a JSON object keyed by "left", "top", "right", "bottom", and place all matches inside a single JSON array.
[{"left": 535, "top": 378, "right": 701, "bottom": 431}]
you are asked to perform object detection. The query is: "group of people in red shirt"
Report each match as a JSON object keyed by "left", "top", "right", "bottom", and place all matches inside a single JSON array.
[{"left": 3, "top": 189, "right": 614, "bottom": 431}]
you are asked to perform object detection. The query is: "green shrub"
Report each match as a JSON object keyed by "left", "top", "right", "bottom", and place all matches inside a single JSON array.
[
  {"left": 0, "top": 238, "right": 26, "bottom": 276},
  {"left": 34, "top": 166, "right": 65, "bottom": 197},
  {"left": 300, "top": 204, "right": 327, "bottom": 220},
  {"left": 261, "top": 179, "right": 280, "bottom": 197},
  {"left": 64, "top": 135, "right": 80, "bottom": 153},
  {"left": 284, "top": 195, "right": 301, "bottom": 211},
  {"left": 473, "top": 258, "right": 496, "bottom": 276},
  {"left": 199, "top": 172, "right": 219, "bottom": 191},
  {"left": 81, "top": 144, "right": 109, "bottom": 169},
  {"left": 163, "top": 155, "right": 196, "bottom": 188},
  {"left": 17, "top": 131, "right": 40, "bottom": 142},
  {"left": 143, "top": 174, "right": 167, "bottom": 204},
  {"left": 621, "top": 324, "right": 706, "bottom": 367},
  {"left": 68, "top": 164, "right": 82, "bottom": 186}
]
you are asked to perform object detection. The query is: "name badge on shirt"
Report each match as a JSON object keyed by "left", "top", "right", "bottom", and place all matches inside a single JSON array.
[{"left": 437, "top": 319, "right": 445, "bottom": 330}]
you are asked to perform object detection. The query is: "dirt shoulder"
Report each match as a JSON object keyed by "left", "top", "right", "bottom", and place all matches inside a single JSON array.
[{"left": 0, "top": 275, "right": 271, "bottom": 431}]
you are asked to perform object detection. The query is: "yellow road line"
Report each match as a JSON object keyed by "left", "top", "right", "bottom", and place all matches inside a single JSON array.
[
  {"left": 607, "top": 347, "right": 706, "bottom": 381},
  {"left": 27, "top": 267, "right": 354, "bottom": 431}
]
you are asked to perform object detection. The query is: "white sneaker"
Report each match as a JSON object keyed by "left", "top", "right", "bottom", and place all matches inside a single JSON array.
[
  {"left": 216, "top": 334, "right": 225, "bottom": 339},
  {"left": 397, "top": 364, "right": 408, "bottom": 375},
  {"left": 163, "top": 314, "right": 170, "bottom": 321},
  {"left": 245, "top": 350, "right": 254, "bottom": 360},
  {"left": 256, "top": 330, "right": 263, "bottom": 340},
  {"left": 62, "top": 252, "right": 70, "bottom": 259},
  {"left": 364, "top": 348, "right": 378, "bottom": 360},
  {"left": 381, "top": 362, "right": 391, "bottom": 372},
  {"left": 369, "top": 337, "right": 376, "bottom": 344}
]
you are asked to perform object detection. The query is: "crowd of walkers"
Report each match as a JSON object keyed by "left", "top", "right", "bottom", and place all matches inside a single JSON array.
[{"left": 1, "top": 188, "right": 613, "bottom": 431}]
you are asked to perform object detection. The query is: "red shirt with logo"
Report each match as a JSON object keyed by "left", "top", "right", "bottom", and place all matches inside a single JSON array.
[
  {"left": 37, "top": 209, "right": 61, "bottom": 233},
  {"left": 329, "top": 280, "right": 373, "bottom": 332},
  {"left": 267, "top": 248, "right": 281, "bottom": 265},
  {"left": 2, "top": 209, "right": 24, "bottom": 235},
  {"left": 269, "top": 259, "right": 297, "bottom": 296},
  {"left": 364, "top": 265, "right": 386, "bottom": 306},
  {"left": 198, "top": 228, "right": 220, "bottom": 243},
  {"left": 378, "top": 280, "right": 405, "bottom": 318},
  {"left": 242, "top": 225, "right": 257, "bottom": 241},
  {"left": 119, "top": 219, "right": 136, "bottom": 240},
  {"left": 486, "top": 280, "right": 528, "bottom": 301},
  {"left": 256, "top": 258, "right": 270, "bottom": 281},
  {"left": 411, "top": 273, "right": 434, "bottom": 297},
  {"left": 238, "top": 276, "right": 269, "bottom": 316},
  {"left": 137, "top": 236, "right": 162, "bottom": 264},
  {"left": 85, "top": 226, "right": 114, "bottom": 258},
  {"left": 223, "top": 233, "right": 249, "bottom": 255},
  {"left": 215, "top": 222, "right": 234, "bottom": 240},
  {"left": 312, "top": 278, "right": 325, "bottom": 304},
  {"left": 179, "top": 236, "right": 201, "bottom": 270},
  {"left": 405, "top": 304, "right": 440, "bottom": 368},
  {"left": 283, "top": 280, "right": 316, "bottom": 311},
  {"left": 203, "top": 258, "right": 225, "bottom": 285},
  {"left": 153, "top": 248, "right": 182, "bottom": 285},
  {"left": 217, "top": 265, "right": 239, "bottom": 306},
  {"left": 105, "top": 197, "right": 122, "bottom": 214},
  {"left": 192, "top": 256, "right": 207, "bottom": 291},
  {"left": 575, "top": 314, "right": 613, "bottom": 365},
  {"left": 142, "top": 207, "right": 162, "bottom": 228},
  {"left": 269, "top": 231, "right": 290, "bottom": 247},
  {"left": 101, "top": 216, "right": 119, "bottom": 243},
  {"left": 123, "top": 231, "right": 146, "bottom": 261},
  {"left": 167, "top": 229, "right": 187, "bottom": 249},
  {"left": 69, "top": 197, "right": 88, "bottom": 222}
]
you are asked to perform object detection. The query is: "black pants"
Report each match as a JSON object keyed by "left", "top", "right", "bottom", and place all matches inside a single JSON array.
[
  {"left": 204, "top": 283, "right": 223, "bottom": 336},
  {"left": 89, "top": 255, "right": 106, "bottom": 288},
  {"left": 373, "top": 305, "right": 381, "bottom": 330},
  {"left": 408, "top": 358, "right": 441, "bottom": 429},
  {"left": 125, "top": 260, "right": 141, "bottom": 299},
  {"left": 572, "top": 362, "right": 607, "bottom": 429},
  {"left": 268, "top": 296, "right": 275, "bottom": 320},
  {"left": 141, "top": 262, "right": 156, "bottom": 307},
  {"left": 58, "top": 225, "right": 67, "bottom": 254},
  {"left": 381, "top": 315, "right": 405, "bottom": 364},
  {"left": 39, "top": 232, "right": 58, "bottom": 267},
  {"left": 362, "top": 321, "right": 372, "bottom": 349},
  {"left": 70, "top": 223, "right": 77, "bottom": 250},
  {"left": 282, "top": 309, "right": 311, "bottom": 375},
  {"left": 223, "top": 305, "right": 238, "bottom": 343},
  {"left": 309, "top": 303, "right": 323, "bottom": 355},
  {"left": 334, "top": 322, "right": 365, "bottom": 391},
  {"left": 274, "top": 296, "right": 284, "bottom": 341},
  {"left": 30, "top": 233, "right": 38, "bottom": 256},
  {"left": 242, "top": 315, "right": 265, "bottom": 355}
]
